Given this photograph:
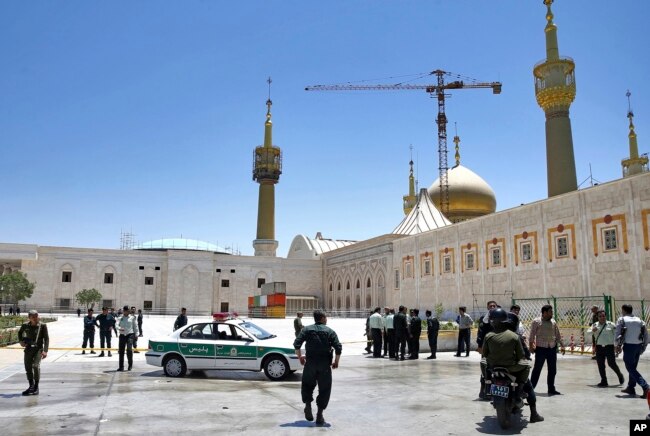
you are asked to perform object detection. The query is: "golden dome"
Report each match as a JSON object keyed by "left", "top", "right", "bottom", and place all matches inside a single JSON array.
[{"left": 428, "top": 164, "right": 497, "bottom": 223}]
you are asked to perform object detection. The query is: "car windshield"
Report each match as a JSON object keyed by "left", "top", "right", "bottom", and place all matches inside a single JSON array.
[{"left": 239, "top": 321, "right": 276, "bottom": 340}]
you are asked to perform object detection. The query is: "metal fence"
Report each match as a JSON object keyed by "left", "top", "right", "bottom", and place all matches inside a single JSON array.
[{"left": 511, "top": 296, "right": 647, "bottom": 356}]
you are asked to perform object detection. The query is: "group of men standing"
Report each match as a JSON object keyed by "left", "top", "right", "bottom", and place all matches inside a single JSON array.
[
  {"left": 79, "top": 305, "right": 143, "bottom": 372},
  {"left": 365, "top": 306, "right": 440, "bottom": 361}
]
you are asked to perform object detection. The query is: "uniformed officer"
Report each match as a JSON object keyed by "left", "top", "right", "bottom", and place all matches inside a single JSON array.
[
  {"left": 476, "top": 301, "right": 498, "bottom": 398},
  {"left": 408, "top": 309, "right": 422, "bottom": 359},
  {"left": 18, "top": 310, "right": 49, "bottom": 396},
  {"left": 82, "top": 308, "right": 96, "bottom": 354},
  {"left": 96, "top": 306, "right": 117, "bottom": 357},
  {"left": 368, "top": 307, "right": 384, "bottom": 357},
  {"left": 393, "top": 305, "right": 409, "bottom": 360},
  {"left": 294, "top": 312, "right": 304, "bottom": 337},
  {"left": 294, "top": 310, "right": 342, "bottom": 426},
  {"left": 425, "top": 310, "right": 440, "bottom": 359},
  {"left": 116, "top": 305, "right": 139, "bottom": 371}
]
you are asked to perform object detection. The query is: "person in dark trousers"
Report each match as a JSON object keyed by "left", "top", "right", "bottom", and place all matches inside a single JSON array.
[
  {"left": 616, "top": 304, "right": 649, "bottom": 398},
  {"left": 363, "top": 312, "right": 372, "bottom": 353},
  {"left": 456, "top": 306, "right": 473, "bottom": 357},
  {"left": 174, "top": 308, "right": 188, "bottom": 331},
  {"left": 18, "top": 310, "right": 49, "bottom": 396},
  {"left": 384, "top": 308, "right": 395, "bottom": 358},
  {"left": 76, "top": 308, "right": 81, "bottom": 317},
  {"left": 590, "top": 305, "right": 600, "bottom": 360},
  {"left": 408, "top": 309, "right": 421, "bottom": 359},
  {"left": 591, "top": 310, "right": 624, "bottom": 387},
  {"left": 476, "top": 301, "right": 498, "bottom": 398},
  {"left": 96, "top": 306, "right": 117, "bottom": 357},
  {"left": 130, "top": 306, "right": 140, "bottom": 353},
  {"left": 368, "top": 307, "right": 384, "bottom": 358},
  {"left": 82, "top": 308, "right": 96, "bottom": 355},
  {"left": 294, "top": 310, "right": 342, "bottom": 426},
  {"left": 393, "top": 305, "right": 409, "bottom": 361},
  {"left": 529, "top": 304, "right": 565, "bottom": 395},
  {"left": 137, "top": 309, "right": 143, "bottom": 337},
  {"left": 294, "top": 312, "right": 304, "bottom": 337},
  {"left": 426, "top": 310, "right": 440, "bottom": 359},
  {"left": 117, "top": 305, "right": 139, "bottom": 371}
]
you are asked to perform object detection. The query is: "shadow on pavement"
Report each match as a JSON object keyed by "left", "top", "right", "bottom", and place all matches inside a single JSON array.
[{"left": 279, "top": 420, "right": 331, "bottom": 428}]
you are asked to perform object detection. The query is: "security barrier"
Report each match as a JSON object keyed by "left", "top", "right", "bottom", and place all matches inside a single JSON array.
[{"left": 511, "top": 296, "right": 646, "bottom": 356}]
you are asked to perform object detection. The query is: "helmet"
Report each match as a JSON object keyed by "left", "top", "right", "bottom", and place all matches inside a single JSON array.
[
  {"left": 489, "top": 308, "right": 509, "bottom": 329},
  {"left": 506, "top": 313, "right": 520, "bottom": 333}
]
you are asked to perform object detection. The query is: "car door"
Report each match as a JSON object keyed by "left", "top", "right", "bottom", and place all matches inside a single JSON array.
[
  {"left": 213, "top": 324, "right": 258, "bottom": 370},
  {"left": 177, "top": 323, "right": 216, "bottom": 370}
]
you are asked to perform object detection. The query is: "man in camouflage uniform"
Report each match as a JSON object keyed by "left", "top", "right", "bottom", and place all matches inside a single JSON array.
[
  {"left": 18, "top": 310, "right": 49, "bottom": 396},
  {"left": 294, "top": 310, "right": 342, "bottom": 426}
]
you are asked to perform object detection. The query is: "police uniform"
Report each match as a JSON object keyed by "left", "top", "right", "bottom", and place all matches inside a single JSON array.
[
  {"left": 482, "top": 329, "right": 531, "bottom": 384},
  {"left": 393, "top": 310, "right": 408, "bottom": 360},
  {"left": 293, "top": 322, "right": 342, "bottom": 413},
  {"left": 426, "top": 315, "right": 440, "bottom": 358},
  {"left": 408, "top": 314, "right": 422, "bottom": 359},
  {"left": 82, "top": 313, "right": 96, "bottom": 353},
  {"left": 18, "top": 320, "right": 49, "bottom": 394}
]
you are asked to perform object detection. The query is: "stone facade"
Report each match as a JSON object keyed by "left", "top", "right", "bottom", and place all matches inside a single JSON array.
[
  {"left": 0, "top": 244, "right": 322, "bottom": 314},
  {"left": 2, "top": 173, "right": 649, "bottom": 316}
]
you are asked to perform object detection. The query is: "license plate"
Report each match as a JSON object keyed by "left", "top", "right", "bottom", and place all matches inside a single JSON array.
[{"left": 490, "top": 384, "right": 509, "bottom": 398}]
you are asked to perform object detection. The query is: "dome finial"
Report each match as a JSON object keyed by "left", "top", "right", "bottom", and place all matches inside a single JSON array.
[
  {"left": 453, "top": 122, "right": 461, "bottom": 167},
  {"left": 266, "top": 76, "right": 273, "bottom": 120}
]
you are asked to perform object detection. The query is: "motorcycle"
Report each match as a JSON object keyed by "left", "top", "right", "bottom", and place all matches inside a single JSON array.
[{"left": 485, "top": 366, "right": 524, "bottom": 429}]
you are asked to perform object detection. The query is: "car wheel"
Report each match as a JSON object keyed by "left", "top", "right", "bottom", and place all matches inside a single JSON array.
[
  {"left": 263, "top": 355, "right": 289, "bottom": 381},
  {"left": 163, "top": 354, "right": 187, "bottom": 378}
]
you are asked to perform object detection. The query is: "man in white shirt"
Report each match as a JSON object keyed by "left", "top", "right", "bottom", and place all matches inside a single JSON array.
[
  {"left": 616, "top": 304, "right": 648, "bottom": 398},
  {"left": 116, "top": 305, "right": 139, "bottom": 372},
  {"left": 368, "top": 307, "right": 384, "bottom": 358}
]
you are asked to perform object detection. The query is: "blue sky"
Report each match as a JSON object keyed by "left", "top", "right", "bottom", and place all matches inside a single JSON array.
[{"left": 1, "top": 1, "right": 648, "bottom": 256}]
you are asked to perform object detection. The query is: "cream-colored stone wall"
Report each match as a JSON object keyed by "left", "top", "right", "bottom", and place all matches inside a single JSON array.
[
  {"left": 322, "top": 173, "right": 650, "bottom": 316},
  {"left": 0, "top": 245, "right": 321, "bottom": 314}
]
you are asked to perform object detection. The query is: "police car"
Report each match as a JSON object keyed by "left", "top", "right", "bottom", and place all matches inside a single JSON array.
[{"left": 145, "top": 314, "right": 301, "bottom": 381}]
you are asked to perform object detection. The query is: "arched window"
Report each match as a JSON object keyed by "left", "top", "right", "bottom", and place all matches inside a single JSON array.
[
  {"left": 337, "top": 282, "right": 341, "bottom": 291},
  {"left": 366, "top": 278, "right": 371, "bottom": 288},
  {"left": 329, "top": 283, "right": 333, "bottom": 292},
  {"left": 356, "top": 279, "right": 360, "bottom": 289},
  {"left": 346, "top": 281, "right": 350, "bottom": 290}
]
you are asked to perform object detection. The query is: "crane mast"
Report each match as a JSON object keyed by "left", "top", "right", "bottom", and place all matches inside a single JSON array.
[{"left": 305, "top": 69, "right": 501, "bottom": 217}]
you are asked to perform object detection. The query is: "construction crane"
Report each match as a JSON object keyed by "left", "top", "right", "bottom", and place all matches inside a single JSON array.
[{"left": 305, "top": 69, "right": 501, "bottom": 217}]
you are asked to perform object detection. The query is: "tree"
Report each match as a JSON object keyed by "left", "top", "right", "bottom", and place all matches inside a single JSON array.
[
  {"left": 0, "top": 271, "right": 35, "bottom": 303},
  {"left": 75, "top": 288, "right": 102, "bottom": 310},
  {"left": 435, "top": 303, "right": 444, "bottom": 321}
]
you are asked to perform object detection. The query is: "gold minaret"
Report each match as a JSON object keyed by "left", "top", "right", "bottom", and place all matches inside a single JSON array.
[
  {"left": 252, "top": 78, "right": 282, "bottom": 256},
  {"left": 621, "top": 90, "right": 649, "bottom": 177},
  {"left": 533, "top": 0, "right": 577, "bottom": 197},
  {"left": 403, "top": 146, "right": 417, "bottom": 215}
]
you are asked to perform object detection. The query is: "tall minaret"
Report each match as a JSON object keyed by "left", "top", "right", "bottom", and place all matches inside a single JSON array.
[
  {"left": 252, "top": 78, "right": 282, "bottom": 256},
  {"left": 621, "top": 90, "right": 649, "bottom": 177},
  {"left": 403, "top": 146, "right": 416, "bottom": 215},
  {"left": 533, "top": 0, "right": 577, "bottom": 197}
]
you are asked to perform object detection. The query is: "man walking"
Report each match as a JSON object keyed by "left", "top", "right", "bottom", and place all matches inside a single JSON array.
[
  {"left": 529, "top": 304, "right": 565, "bottom": 395},
  {"left": 393, "top": 305, "right": 409, "bottom": 361},
  {"left": 425, "top": 310, "right": 439, "bottom": 359},
  {"left": 456, "top": 306, "right": 473, "bottom": 357},
  {"left": 368, "top": 307, "right": 384, "bottom": 358},
  {"left": 82, "top": 308, "right": 96, "bottom": 355},
  {"left": 616, "top": 304, "right": 649, "bottom": 398},
  {"left": 130, "top": 306, "right": 140, "bottom": 353},
  {"left": 96, "top": 306, "right": 117, "bottom": 357},
  {"left": 173, "top": 307, "right": 187, "bottom": 331},
  {"left": 294, "top": 312, "right": 304, "bottom": 337},
  {"left": 137, "top": 309, "right": 143, "bottom": 337},
  {"left": 294, "top": 310, "right": 342, "bottom": 426},
  {"left": 18, "top": 310, "right": 49, "bottom": 396},
  {"left": 117, "top": 305, "right": 139, "bottom": 371},
  {"left": 592, "top": 310, "right": 624, "bottom": 387}
]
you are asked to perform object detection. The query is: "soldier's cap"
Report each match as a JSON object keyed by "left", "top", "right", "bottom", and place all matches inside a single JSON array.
[{"left": 28, "top": 309, "right": 38, "bottom": 316}]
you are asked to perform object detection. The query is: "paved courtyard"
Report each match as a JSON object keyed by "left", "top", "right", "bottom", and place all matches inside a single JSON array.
[{"left": 0, "top": 314, "right": 648, "bottom": 435}]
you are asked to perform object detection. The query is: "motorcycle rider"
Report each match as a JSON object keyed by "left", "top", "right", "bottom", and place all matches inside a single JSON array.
[
  {"left": 477, "top": 301, "right": 498, "bottom": 399},
  {"left": 482, "top": 308, "right": 543, "bottom": 424}
]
